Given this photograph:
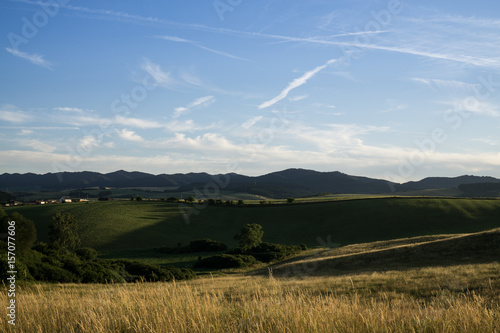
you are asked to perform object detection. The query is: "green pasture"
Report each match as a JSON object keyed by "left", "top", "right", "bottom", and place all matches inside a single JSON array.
[{"left": 5, "top": 198, "right": 500, "bottom": 256}]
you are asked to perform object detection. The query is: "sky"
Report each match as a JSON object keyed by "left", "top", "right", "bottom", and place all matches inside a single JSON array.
[{"left": 1, "top": 0, "right": 500, "bottom": 182}]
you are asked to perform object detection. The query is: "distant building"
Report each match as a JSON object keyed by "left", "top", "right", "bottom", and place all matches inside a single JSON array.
[
  {"left": 72, "top": 198, "right": 89, "bottom": 202},
  {"left": 59, "top": 196, "right": 72, "bottom": 203}
]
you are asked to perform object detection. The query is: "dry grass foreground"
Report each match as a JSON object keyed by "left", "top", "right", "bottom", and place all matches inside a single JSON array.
[{"left": 1, "top": 262, "right": 500, "bottom": 332}]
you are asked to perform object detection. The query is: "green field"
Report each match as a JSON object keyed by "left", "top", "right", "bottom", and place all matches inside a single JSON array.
[
  {"left": 5, "top": 197, "right": 500, "bottom": 262},
  {"left": 3, "top": 197, "right": 500, "bottom": 332}
]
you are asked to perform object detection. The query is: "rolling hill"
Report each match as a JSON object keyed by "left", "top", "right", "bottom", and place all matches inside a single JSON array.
[
  {"left": 260, "top": 227, "right": 500, "bottom": 277},
  {"left": 2, "top": 168, "right": 500, "bottom": 198},
  {"left": 4, "top": 198, "right": 500, "bottom": 254}
]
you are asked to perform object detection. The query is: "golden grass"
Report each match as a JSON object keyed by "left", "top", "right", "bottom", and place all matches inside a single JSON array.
[{"left": 2, "top": 263, "right": 500, "bottom": 332}]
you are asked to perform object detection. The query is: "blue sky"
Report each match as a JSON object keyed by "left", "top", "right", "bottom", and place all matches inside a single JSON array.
[{"left": 1, "top": 0, "right": 500, "bottom": 182}]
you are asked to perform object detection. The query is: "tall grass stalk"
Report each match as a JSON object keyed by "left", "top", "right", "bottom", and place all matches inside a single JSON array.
[{"left": 1, "top": 263, "right": 499, "bottom": 332}]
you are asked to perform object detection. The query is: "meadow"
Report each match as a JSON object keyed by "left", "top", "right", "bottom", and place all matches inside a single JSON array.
[
  {"left": 3, "top": 197, "right": 500, "bottom": 332},
  {"left": 1, "top": 262, "right": 499, "bottom": 332},
  {"left": 5, "top": 197, "right": 500, "bottom": 266}
]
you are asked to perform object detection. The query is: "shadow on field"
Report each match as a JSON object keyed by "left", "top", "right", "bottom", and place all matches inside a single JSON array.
[{"left": 251, "top": 228, "right": 500, "bottom": 278}]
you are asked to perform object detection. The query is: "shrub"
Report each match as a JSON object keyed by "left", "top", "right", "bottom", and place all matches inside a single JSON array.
[
  {"left": 156, "top": 238, "right": 228, "bottom": 254},
  {"left": 79, "top": 262, "right": 118, "bottom": 283},
  {"left": 189, "top": 239, "right": 228, "bottom": 252},
  {"left": 28, "top": 261, "right": 79, "bottom": 283},
  {"left": 75, "top": 247, "right": 99, "bottom": 260},
  {"left": 248, "top": 242, "right": 303, "bottom": 262},
  {"left": 113, "top": 260, "right": 196, "bottom": 282},
  {"left": 194, "top": 254, "right": 258, "bottom": 269}
]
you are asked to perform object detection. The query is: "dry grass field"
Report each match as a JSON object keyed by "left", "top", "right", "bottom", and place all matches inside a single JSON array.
[{"left": 2, "top": 262, "right": 499, "bottom": 332}]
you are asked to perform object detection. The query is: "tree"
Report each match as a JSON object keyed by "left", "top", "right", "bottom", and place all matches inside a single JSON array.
[
  {"left": 287, "top": 198, "right": 295, "bottom": 204},
  {"left": 49, "top": 212, "right": 80, "bottom": 251},
  {"left": 234, "top": 223, "right": 264, "bottom": 252},
  {"left": 136, "top": 196, "right": 143, "bottom": 201},
  {"left": 186, "top": 196, "right": 195, "bottom": 203},
  {"left": 0, "top": 211, "right": 37, "bottom": 255}
]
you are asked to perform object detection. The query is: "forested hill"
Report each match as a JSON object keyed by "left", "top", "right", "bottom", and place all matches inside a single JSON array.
[{"left": 0, "top": 168, "right": 499, "bottom": 198}]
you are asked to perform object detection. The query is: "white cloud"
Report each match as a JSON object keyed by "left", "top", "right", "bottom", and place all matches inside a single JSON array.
[
  {"left": 0, "top": 105, "right": 31, "bottom": 123},
  {"left": 156, "top": 35, "right": 249, "bottom": 62},
  {"left": 5, "top": 48, "right": 53, "bottom": 69},
  {"left": 411, "top": 78, "right": 479, "bottom": 91},
  {"left": 116, "top": 129, "right": 144, "bottom": 142},
  {"left": 79, "top": 136, "right": 100, "bottom": 149},
  {"left": 445, "top": 99, "right": 499, "bottom": 117},
  {"left": 289, "top": 95, "right": 309, "bottom": 102},
  {"left": 311, "top": 103, "right": 336, "bottom": 109},
  {"left": 19, "top": 129, "right": 33, "bottom": 135},
  {"left": 115, "top": 115, "right": 162, "bottom": 129},
  {"left": 472, "top": 138, "right": 498, "bottom": 146},
  {"left": 241, "top": 116, "right": 263, "bottom": 129},
  {"left": 141, "top": 59, "right": 174, "bottom": 87},
  {"left": 54, "top": 107, "right": 85, "bottom": 112},
  {"left": 173, "top": 96, "right": 215, "bottom": 118},
  {"left": 18, "top": 139, "right": 56, "bottom": 153},
  {"left": 258, "top": 59, "right": 336, "bottom": 109}
]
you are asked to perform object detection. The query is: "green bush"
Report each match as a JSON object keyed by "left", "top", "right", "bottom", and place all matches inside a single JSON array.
[
  {"left": 75, "top": 247, "right": 99, "bottom": 260},
  {"left": 189, "top": 239, "right": 228, "bottom": 252},
  {"left": 112, "top": 260, "right": 196, "bottom": 282},
  {"left": 4, "top": 242, "right": 196, "bottom": 284},
  {"left": 194, "top": 254, "right": 258, "bottom": 269},
  {"left": 247, "top": 242, "right": 302, "bottom": 262},
  {"left": 156, "top": 238, "right": 227, "bottom": 254}
]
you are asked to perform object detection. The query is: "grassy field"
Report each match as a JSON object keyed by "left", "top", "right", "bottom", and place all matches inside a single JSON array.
[
  {"left": 5, "top": 197, "right": 500, "bottom": 251},
  {"left": 2, "top": 262, "right": 499, "bottom": 332},
  {"left": 255, "top": 227, "right": 500, "bottom": 278},
  {"left": 2, "top": 213, "right": 499, "bottom": 332}
]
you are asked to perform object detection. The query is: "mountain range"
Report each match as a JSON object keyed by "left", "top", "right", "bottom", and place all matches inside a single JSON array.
[{"left": 1, "top": 169, "right": 499, "bottom": 198}]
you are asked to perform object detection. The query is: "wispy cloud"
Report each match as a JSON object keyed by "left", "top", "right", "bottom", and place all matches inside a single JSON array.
[
  {"left": 0, "top": 105, "right": 31, "bottom": 123},
  {"left": 173, "top": 96, "right": 215, "bottom": 118},
  {"left": 141, "top": 59, "right": 175, "bottom": 88},
  {"left": 289, "top": 95, "right": 309, "bottom": 102},
  {"left": 116, "top": 129, "right": 144, "bottom": 142},
  {"left": 54, "top": 107, "right": 85, "bottom": 112},
  {"left": 411, "top": 78, "right": 479, "bottom": 91},
  {"left": 0, "top": 126, "right": 79, "bottom": 130},
  {"left": 114, "top": 115, "right": 164, "bottom": 129},
  {"left": 10, "top": 1, "right": 499, "bottom": 69},
  {"left": 156, "top": 35, "right": 249, "bottom": 62},
  {"left": 5, "top": 48, "right": 53, "bottom": 69},
  {"left": 17, "top": 139, "right": 56, "bottom": 153},
  {"left": 259, "top": 59, "right": 337, "bottom": 109},
  {"left": 444, "top": 99, "right": 499, "bottom": 117},
  {"left": 241, "top": 116, "right": 263, "bottom": 129}
]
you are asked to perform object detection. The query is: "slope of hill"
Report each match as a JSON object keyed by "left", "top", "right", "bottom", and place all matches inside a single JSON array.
[
  {"left": 397, "top": 175, "right": 500, "bottom": 191},
  {"left": 4, "top": 198, "right": 500, "bottom": 253},
  {"left": 1, "top": 168, "right": 500, "bottom": 198},
  {"left": 260, "top": 228, "right": 500, "bottom": 277}
]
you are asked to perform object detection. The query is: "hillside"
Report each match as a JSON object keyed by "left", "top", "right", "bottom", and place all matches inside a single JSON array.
[
  {"left": 2, "top": 168, "right": 500, "bottom": 198},
  {"left": 260, "top": 228, "right": 500, "bottom": 277},
  {"left": 4, "top": 198, "right": 500, "bottom": 253},
  {"left": 397, "top": 175, "right": 500, "bottom": 191}
]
